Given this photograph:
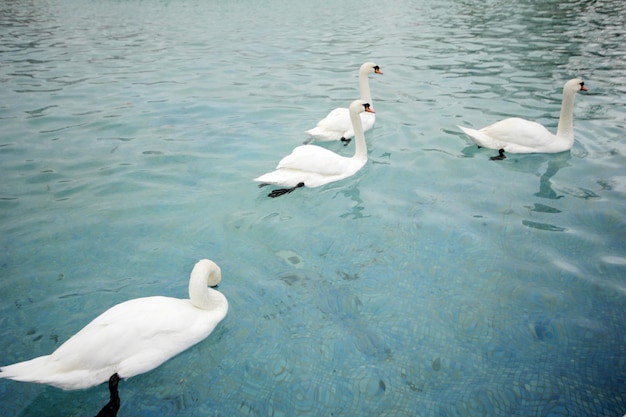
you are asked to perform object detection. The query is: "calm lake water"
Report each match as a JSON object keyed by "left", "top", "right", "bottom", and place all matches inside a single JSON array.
[{"left": 1, "top": 0, "right": 625, "bottom": 416}]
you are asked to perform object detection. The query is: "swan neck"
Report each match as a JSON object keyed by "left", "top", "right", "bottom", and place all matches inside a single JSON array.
[
  {"left": 189, "top": 265, "right": 225, "bottom": 310},
  {"left": 556, "top": 86, "right": 577, "bottom": 140},
  {"left": 350, "top": 109, "right": 367, "bottom": 160},
  {"left": 359, "top": 71, "right": 372, "bottom": 104}
]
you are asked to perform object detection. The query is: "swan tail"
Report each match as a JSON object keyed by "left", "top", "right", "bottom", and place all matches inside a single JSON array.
[
  {"left": 1, "top": 356, "right": 52, "bottom": 380},
  {"left": 0, "top": 356, "right": 69, "bottom": 387},
  {"left": 1, "top": 356, "right": 107, "bottom": 390},
  {"left": 457, "top": 125, "right": 493, "bottom": 148},
  {"left": 254, "top": 170, "right": 303, "bottom": 188},
  {"left": 305, "top": 127, "right": 344, "bottom": 142}
]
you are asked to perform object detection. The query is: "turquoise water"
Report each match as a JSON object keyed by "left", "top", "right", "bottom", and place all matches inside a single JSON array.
[{"left": 1, "top": 0, "right": 625, "bottom": 415}]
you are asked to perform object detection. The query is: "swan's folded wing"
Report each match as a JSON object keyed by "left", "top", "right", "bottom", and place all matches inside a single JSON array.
[
  {"left": 305, "top": 107, "right": 352, "bottom": 140},
  {"left": 306, "top": 107, "right": 375, "bottom": 142},
  {"left": 51, "top": 297, "right": 206, "bottom": 373},
  {"left": 0, "top": 296, "right": 225, "bottom": 390},
  {"left": 481, "top": 118, "right": 555, "bottom": 151},
  {"left": 276, "top": 145, "right": 351, "bottom": 175},
  {"left": 315, "top": 108, "right": 352, "bottom": 131}
]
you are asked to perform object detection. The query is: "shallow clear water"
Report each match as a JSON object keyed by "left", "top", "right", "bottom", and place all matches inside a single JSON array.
[{"left": 1, "top": 0, "right": 625, "bottom": 415}]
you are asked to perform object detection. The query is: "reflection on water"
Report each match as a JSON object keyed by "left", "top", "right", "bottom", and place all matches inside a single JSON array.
[
  {"left": 337, "top": 185, "right": 369, "bottom": 220},
  {"left": 534, "top": 152, "right": 571, "bottom": 200}
]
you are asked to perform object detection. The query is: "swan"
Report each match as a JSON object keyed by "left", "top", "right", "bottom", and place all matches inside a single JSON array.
[
  {"left": 255, "top": 99, "right": 374, "bottom": 197},
  {"left": 305, "top": 62, "right": 382, "bottom": 145},
  {"left": 457, "top": 78, "right": 588, "bottom": 160},
  {"left": 0, "top": 259, "right": 228, "bottom": 390}
]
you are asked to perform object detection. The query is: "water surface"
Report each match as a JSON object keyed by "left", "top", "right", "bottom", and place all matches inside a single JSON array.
[{"left": 1, "top": 0, "right": 625, "bottom": 416}]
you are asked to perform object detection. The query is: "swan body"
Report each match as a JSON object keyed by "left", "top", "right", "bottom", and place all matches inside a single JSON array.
[
  {"left": 305, "top": 62, "right": 382, "bottom": 143},
  {"left": 458, "top": 78, "right": 587, "bottom": 157},
  {"left": 0, "top": 259, "right": 228, "bottom": 390},
  {"left": 255, "top": 99, "right": 374, "bottom": 197}
]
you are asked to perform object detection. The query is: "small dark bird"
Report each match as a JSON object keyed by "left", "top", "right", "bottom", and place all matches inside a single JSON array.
[{"left": 94, "top": 373, "right": 121, "bottom": 417}]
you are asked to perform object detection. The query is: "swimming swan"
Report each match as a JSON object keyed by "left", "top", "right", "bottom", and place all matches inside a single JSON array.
[
  {"left": 0, "top": 259, "right": 228, "bottom": 390},
  {"left": 457, "top": 78, "right": 587, "bottom": 160},
  {"left": 256, "top": 99, "right": 374, "bottom": 197},
  {"left": 305, "top": 62, "right": 382, "bottom": 145}
]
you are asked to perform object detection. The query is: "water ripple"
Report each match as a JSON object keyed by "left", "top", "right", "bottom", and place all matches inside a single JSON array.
[{"left": 1, "top": 0, "right": 625, "bottom": 416}]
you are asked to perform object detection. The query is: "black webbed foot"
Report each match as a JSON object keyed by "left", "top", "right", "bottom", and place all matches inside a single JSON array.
[
  {"left": 258, "top": 183, "right": 270, "bottom": 188},
  {"left": 94, "top": 373, "right": 121, "bottom": 417},
  {"left": 268, "top": 182, "right": 305, "bottom": 198},
  {"left": 489, "top": 149, "right": 506, "bottom": 160},
  {"left": 341, "top": 137, "right": 352, "bottom": 146}
]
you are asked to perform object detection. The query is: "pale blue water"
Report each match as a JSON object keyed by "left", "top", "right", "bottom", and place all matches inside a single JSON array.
[{"left": 1, "top": 0, "right": 625, "bottom": 416}]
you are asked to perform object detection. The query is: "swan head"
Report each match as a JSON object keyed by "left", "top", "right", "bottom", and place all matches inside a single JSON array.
[
  {"left": 349, "top": 99, "right": 375, "bottom": 115},
  {"left": 565, "top": 78, "right": 587, "bottom": 93},
  {"left": 360, "top": 62, "right": 383, "bottom": 75},
  {"left": 192, "top": 259, "right": 222, "bottom": 287}
]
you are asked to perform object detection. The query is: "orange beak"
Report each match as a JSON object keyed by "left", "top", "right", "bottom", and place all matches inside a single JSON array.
[
  {"left": 581, "top": 85, "right": 588, "bottom": 91},
  {"left": 365, "top": 107, "right": 375, "bottom": 114},
  {"left": 375, "top": 68, "right": 383, "bottom": 75}
]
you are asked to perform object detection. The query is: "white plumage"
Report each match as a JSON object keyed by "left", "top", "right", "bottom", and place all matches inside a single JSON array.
[
  {"left": 305, "top": 62, "right": 382, "bottom": 144},
  {"left": 458, "top": 78, "right": 587, "bottom": 159},
  {"left": 256, "top": 99, "right": 374, "bottom": 197},
  {"left": 0, "top": 259, "right": 228, "bottom": 390}
]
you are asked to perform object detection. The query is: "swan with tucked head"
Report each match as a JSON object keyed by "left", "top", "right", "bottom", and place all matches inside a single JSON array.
[
  {"left": 305, "top": 62, "right": 382, "bottom": 145},
  {"left": 457, "top": 78, "right": 588, "bottom": 160},
  {"left": 256, "top": 99, "right": 374, "bottom": 197},
  {"left": 0, "top": 259, "right": 228, "bottom": 390}
]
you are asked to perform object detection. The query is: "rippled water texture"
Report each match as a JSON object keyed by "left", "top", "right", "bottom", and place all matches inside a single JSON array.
[{"left": 1, "top": 0, "right": 625, "bottom": 416}]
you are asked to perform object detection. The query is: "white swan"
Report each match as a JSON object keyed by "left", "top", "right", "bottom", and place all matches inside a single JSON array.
[
  {"left": 0, "top": 259, "right": 228, "bottom": 390},
  {"left": 457, "top": 78, "right": 588, "bottom": 160},
  {"left": 305, "top": 62, "right": 382, "bottom": 145},
  {"left": 255, "top": 99, "right": 374, "bottom": 197}
]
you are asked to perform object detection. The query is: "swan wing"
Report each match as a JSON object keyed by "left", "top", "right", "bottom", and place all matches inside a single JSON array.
[
  {"left": 1, "top": 296, "right": 225, "bottom": 389},
  {"left": 306, "top": 107, "right": 351, "bottom": 140},
  {"left": 54, "top": 297, "right": 216, "bottom": 370},
  {"left": 254, "top": 145, "right": 358, "bottom": 188},
  {"left": 276, "top": 145, "right": 351, "bottom": 175},
  {"left": 315, "top": 108, "right": 352, "bottom": 131},
  {"left": 306, "top": 108, "right": 375, "bottom": 141},
  {"left": 460, "top": 118, "right": 556, "bottom": 153}
]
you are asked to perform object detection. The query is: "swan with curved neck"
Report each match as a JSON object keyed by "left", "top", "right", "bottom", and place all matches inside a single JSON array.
[
  {"left": 256, "top": 99, "right": 374, "bottom": 197},
  {"left": 0, "top": 259, "right": 228, "bottom": 390},
  {"left": 457, "top": 78, "right": 587, "bottom": 160},
  {"left": 305, "top": 62, "right": 382, "bottom": 145}
]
